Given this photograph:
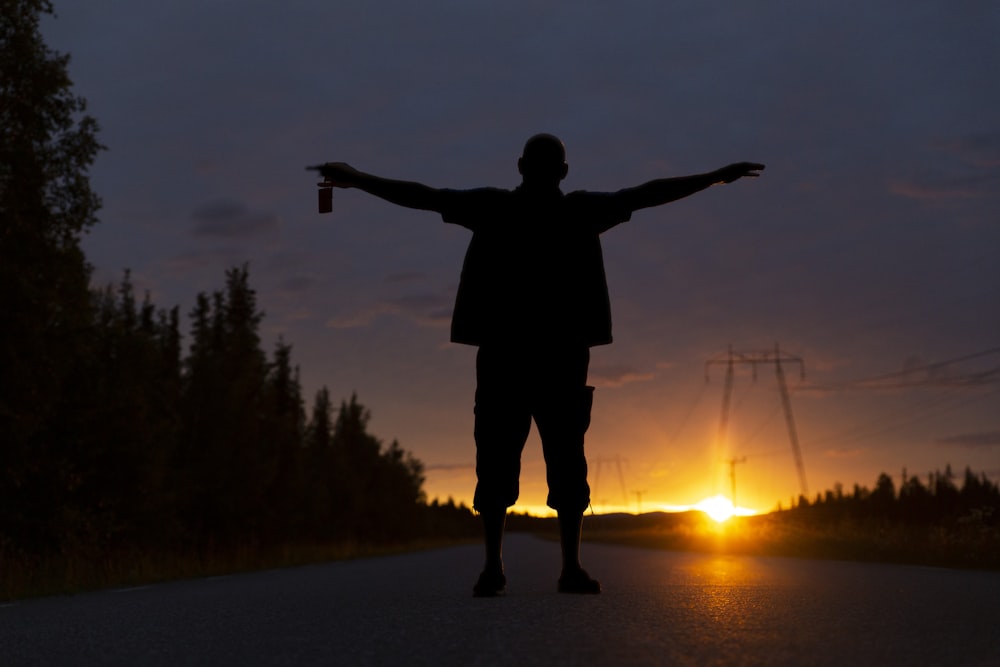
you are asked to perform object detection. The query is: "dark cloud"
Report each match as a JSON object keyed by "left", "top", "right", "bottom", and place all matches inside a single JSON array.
[
  {"left": 325, "top": 304, "right": 389, "bottom": 330},
  {"left": 888, "top": 168, "right": 1000, "bottom": 201},
  {"left": 888, "top": 179, "right": 985, "bottom": 201},
  {"left": 935, "top": 431, "right": 1000, "bottom": 449},
  {"left": 590, "top": 364, "right": 654, "bottom": 389},
  {"left": 821, "top": 448, "right": 866, "bottom": 459},
  {"left": 191, "top": 200, "right": 279, "bottom": 238},
  {"left": 325, "top": 291, "right": 453, "bottom": 329},
  {"left": 391, "top": 291, "right": 453, "bottom": 326},
  {"left": 889, "top": 132, "right": 1000, "bottom": 201},
  {"left": 942, "top": 131, "right": 1000, "bottom": 168}
]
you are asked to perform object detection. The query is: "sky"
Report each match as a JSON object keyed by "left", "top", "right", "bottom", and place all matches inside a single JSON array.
[{"left": 43, "top": 1, "right": 1000, "bottom": 515}]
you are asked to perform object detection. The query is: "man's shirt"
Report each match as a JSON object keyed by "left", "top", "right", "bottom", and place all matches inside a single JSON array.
[{"left": 439, "top": 186, "right": 632, "bottom": 348}]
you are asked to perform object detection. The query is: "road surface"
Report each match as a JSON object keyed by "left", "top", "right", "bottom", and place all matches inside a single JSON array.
[{"left": 3, "top": 534, "right": 998, "bottom": 666}]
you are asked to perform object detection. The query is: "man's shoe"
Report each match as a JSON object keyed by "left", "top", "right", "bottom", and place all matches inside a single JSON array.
[
  {"left": 558, "top": 568, "right": 601, "bottom": 594},
  {"left": 472, "top": 570, "right": 507, "bottom": 597}
]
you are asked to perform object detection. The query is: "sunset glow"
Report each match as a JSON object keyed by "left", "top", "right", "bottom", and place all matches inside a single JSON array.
[
  {"left": 41, "top": 2, "right": 1000, "bottom": 539},
  {"left": 694, "top": 495, "right": 755, "bottom": 523},
  {"left": 695, "top": 495, "right": 736, "bottom": 523}
]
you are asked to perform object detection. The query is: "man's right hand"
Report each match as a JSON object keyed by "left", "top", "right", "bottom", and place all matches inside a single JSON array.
[
  {"left": 716, "top": 162, "right": 766, "bottom": 184},
  {"left": 309, "top": 162, "right": 361, "bottom": 187}
]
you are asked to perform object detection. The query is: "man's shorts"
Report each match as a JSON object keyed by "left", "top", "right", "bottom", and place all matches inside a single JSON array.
[{"left": 472, "top": 345, "right": 593, "bottom": 514}]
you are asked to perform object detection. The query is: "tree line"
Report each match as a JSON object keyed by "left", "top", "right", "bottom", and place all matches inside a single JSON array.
[
  {"left": 1, "top": 2, "right": 475, "bottom": 564},
  {"left": 784, "top": 465, "right": 1000, "bottom": 526},
  {"left": 3, "top": 264, "right": 467, "bottom": 558}
]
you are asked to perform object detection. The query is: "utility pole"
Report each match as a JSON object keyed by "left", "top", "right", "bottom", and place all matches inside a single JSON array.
[
  {"left": 706, "top": 343, "right": 809, "bottom": 497},
  {"left": 632, "top": 490, "right": 647, "bottom": 515},
  {"left": 727, "top": 456, "right": 747, "bottom": 509}
]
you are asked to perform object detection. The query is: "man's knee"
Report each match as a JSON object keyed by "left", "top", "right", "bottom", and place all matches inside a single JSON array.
[
  {"left": 536, "top": 385, "right": 594, "bottom": 438},
  {"left": 472, "top": 387, "right": 532, "bottom": 513},
  {"left": 540, "top": 385, "right": 595, "bottom": 513}
]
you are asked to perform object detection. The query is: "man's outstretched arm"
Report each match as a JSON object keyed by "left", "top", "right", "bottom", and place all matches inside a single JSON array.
[
  {"left": 616, "top": 162, "right": 765, "bottom": 212},
  {"left": 311, "top": 162, "right": 448, "bottom": 212}
]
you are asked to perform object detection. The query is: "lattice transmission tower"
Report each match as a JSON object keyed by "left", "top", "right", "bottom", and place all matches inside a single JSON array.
[{"left": 706, "top": 344, "right": 809, "bottom": 497}]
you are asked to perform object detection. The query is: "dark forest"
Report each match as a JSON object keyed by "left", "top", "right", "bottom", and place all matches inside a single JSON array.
[{"left": 1, "top": 3, "right": 476, "bottom": 592}]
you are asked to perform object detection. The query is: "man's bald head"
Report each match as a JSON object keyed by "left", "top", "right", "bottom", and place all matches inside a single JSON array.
[{"left": 518, "top": 133, "right": 568, "bottom": 188}]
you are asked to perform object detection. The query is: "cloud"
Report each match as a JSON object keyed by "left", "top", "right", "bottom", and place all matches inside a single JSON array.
[
  {"left": 889, "top": 133, "right": 1000, "bottom": 201},
  {"left": 935, "top": 431, "right": 1000, "bottom": 449},
  {"left": 388, "top": 293, "right": 452, "bottom": 324},
  {"left": 325, "top": 303, "right": 394, "bottom": 329},
  {"left": 325, "top": 291, "right": 453, "bottom": 329},
  {"left": 888, "top": 179, "right": 985, "bottom": 201},
  {"left": 821, "top": 447, "right": 866, "bottom": 459},
  {"left": 590, "top": 364, "right": 654, "bottom": 389},
  {"left": 191, "top": 199, "right": 279, "bottom": 238},
  {"left": 940, "top": 131, "right": 1000, "bottom": 168}
]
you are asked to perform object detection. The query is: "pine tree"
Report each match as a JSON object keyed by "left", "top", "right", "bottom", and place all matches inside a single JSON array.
[
  {"left": 330, "top": 394, "right": 382, "bottom": 537},
  {"left": 304, "top": 387, "right": 336, "bottom": 536},
  {"left": 74, "top": 273, "right": 183, "bottom": 548},
  {"left": 259, "top": 338, "right": 305, "bottom": 542},
  {"left": 176, "top": 265, "right": 282, "bottom": 544}
]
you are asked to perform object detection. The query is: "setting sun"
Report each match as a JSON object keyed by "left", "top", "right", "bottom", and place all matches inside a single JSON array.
[{"left": 694, "top": 495, "right": 754, "bottom": 523}]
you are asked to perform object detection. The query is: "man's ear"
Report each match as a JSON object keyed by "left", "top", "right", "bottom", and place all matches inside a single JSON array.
[
  {"left": 560, "top": 162, "right": 569, "bottom": 181},
  {"left": 517, "top": 157, "right": 525, "bottom": 176}
]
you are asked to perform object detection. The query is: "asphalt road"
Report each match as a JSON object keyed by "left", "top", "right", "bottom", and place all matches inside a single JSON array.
[{"left": 3, "top": 533, "right": 999, "bottom": 666}]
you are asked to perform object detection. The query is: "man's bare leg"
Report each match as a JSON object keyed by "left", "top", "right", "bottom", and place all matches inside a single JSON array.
[
  {"left": 473, "top": 509, "right": 507, "bottom": 597},
  {"left": 557, "top": 511, "right": 601, "bottom": 594}
]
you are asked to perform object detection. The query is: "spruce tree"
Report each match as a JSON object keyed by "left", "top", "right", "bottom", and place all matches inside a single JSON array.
[{"left": 304, "top": 387, "right": 335, "bottom": 536}]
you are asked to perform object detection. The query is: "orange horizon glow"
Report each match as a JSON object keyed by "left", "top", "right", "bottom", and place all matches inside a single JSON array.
[{"left": 502, "top": 494, "right": 760, "bottom": 521}]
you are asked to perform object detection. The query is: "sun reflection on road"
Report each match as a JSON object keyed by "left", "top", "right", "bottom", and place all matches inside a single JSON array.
[{"left": 678, "top": 555, "right": 773, "bottom": 632}]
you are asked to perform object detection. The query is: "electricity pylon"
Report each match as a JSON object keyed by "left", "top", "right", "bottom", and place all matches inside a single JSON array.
[
  {"left": 592, "top": 455, "right": 628, "bottom": 510},
  {"left": 706, "top": 344, "right": 809, "bottom": 497}
]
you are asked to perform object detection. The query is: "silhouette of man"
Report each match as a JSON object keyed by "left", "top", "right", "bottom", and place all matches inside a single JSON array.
[{"left": 315, "top": 135, "right": 763, "bottom": 596}]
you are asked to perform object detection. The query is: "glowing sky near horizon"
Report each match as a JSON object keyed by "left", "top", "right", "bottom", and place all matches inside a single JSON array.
[{"left": 44, "top": 2, "right": 999, "bottom": 514}]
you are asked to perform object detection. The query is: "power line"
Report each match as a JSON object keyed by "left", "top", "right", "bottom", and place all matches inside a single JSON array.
[
  {"left": 801, "top": 346, "right": 1000, "bottom": 393},
  {"left": 592, "top": 455, "right": 629, "bottom": 508},
  {"left": 804, "top": 384, "right": 1000, "bottom": 451},
  {"left": 664, "top": 380, "right": 708, "bottom": 445}
]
